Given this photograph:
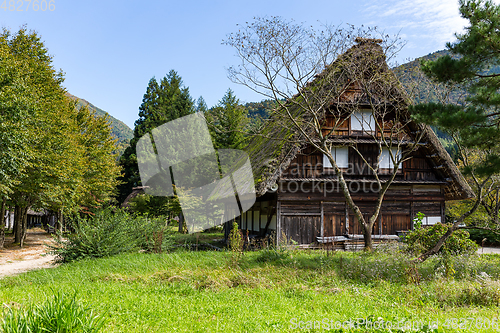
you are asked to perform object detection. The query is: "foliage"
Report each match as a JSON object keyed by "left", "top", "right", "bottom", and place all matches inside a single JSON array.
[
  {"left": 205, "top": 89, "right": 249, "bottom": 149},
  {"left": 0, "top": 292, "right": 106, "bottom": 333},
  {"left": 406, "top": 1, "right": 500, "bottom": 259},
  {"left": 413, "top": 211, "right": 425, "bottom": 229},
  {"left": 66, "top": 92, "right": 133, "bottom": 156},
  {"left": 127, "top": 193, "right": 175, "bottom": 217},
  {"left": 467, "top": 227, "right": 500, "bottom": 245},
  {"left": 49, "top": 208, "right": 173, "bottom": 262},
  {"left": 0, "top": 27, "right": 120, "bottom": 245},
  {"left": 117, "top": 70, "right": 195, "bottom": 203},
  {"left": 410, "top": 0, "right": 500, "bottom": 176},
  {"left": 244, "top": 99, "right": 275, "bottom": 120},
  {"left": 404, "top": 223, "right": 478, "bottom": 256},
  {"left": 228, "top": 221, "right": 243, "bottom": 253}
]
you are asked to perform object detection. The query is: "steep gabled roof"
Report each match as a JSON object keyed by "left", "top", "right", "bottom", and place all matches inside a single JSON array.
[{"left": 245, "top": 38, "right": 474, "bottom": 201}]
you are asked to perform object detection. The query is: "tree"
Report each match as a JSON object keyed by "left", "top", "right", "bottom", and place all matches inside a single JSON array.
[
  {"left": 117, "top": 70, "right": 195, "bottom": 203},
  {"left": 205, "top": 89, "right": 249, "bottom": 149},
  {"left": 410, "top": 0, "right": 500, "bottom": 259},
  {"left": 0, "top": 27, "right": 121, "bottom": 247},
  {"left": 224, "top": 17, "right": 422, "bottom": 251}
]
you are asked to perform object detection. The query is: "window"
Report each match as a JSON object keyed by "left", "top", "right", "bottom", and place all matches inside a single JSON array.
[
  {"left": 351, "top": 110, "right": 375, "bottom": 132},
  {"left": 323, "top": 147, "right": 348, "bottom": 168},
  {"left": 379, "top": 148, "right": 401, "bottom": 169},
  {"left": 422, "top": 216, "right": 441, "bottom": 226}
]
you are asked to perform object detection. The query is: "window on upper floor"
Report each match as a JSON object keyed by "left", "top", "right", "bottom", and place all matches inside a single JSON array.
[
  {"left": 323, "top": 147, "right": 349, "bottom": 168},
  {"left": 379, "top": 147, "right": 402, "bottom": 170},
  {"left": 351, "top": 110, "right": 375, "bottom": 133}
]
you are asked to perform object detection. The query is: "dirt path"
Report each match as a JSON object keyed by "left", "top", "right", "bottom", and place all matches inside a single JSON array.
[{"left": 0, "top": 229, "right": 57, "bottom": 278}]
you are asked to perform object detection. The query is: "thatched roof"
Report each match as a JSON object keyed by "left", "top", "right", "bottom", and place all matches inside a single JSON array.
[{"left": 245, "top": 38, "right": 474, "bottom": 201}]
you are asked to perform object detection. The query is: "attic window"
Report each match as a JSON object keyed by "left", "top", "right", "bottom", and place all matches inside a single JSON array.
[
  {"left": 323, "top": 147, "right": 348, "bottom": 168},
  {"left": 379, "top": 148, "right": 401, "bottom": 169},
  {"left": 351, "top": 110, "right": 375, "bottom": 133}
]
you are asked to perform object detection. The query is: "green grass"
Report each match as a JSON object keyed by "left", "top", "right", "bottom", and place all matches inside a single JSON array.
[{"left": 1, "top": 248, "right": 500, "bottom": 332}]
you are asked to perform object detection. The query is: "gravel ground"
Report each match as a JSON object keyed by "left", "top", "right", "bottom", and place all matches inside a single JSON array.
[{"left": 0, "top": 229, "right": 57, "bottom": 278}]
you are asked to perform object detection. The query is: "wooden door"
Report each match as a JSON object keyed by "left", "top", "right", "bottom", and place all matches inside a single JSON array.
[{"left": 282, "top": 216, "right": 321, "bottom": 244}]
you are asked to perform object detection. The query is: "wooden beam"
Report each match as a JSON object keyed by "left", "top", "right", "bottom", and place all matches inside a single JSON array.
[
  {"left": 276, "top": 201, "right": 281, "bottom": 245},
  {"left": 251, "top": 207, "right": 254, "bottom": 233},
  {"left": 259, "top": 202, "right": 262, "bottom": 233},
  {"left": 320, "top": 201, "right": 324, "bottom": 238},
  {"left": 345, "top": 203, "right": 349, "bottom": 235},
  {"left": 281, "top": 213, "right": 322, "bottom": 216}
]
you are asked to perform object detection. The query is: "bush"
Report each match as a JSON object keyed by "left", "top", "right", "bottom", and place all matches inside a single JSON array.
[
  {"left": 50, "top": 208, "right": 173, "bottom": 262},
  {"left": 467, "top": 228, "right": 500, "bottom": 246},
  {"left": 0, "top": 292, "right": 106, "bottom": 333},
  {"left": 403, "top": 223, "right": 478, "bottom": 256},
  {"left": 228, "top": 222, "right": 243, "bottom": 252}
]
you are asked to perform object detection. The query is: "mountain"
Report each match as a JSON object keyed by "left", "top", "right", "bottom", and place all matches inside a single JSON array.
[
  {"left": 392, "top": 49, "right": 467, "bottom": 105},
  {"left": 241, "top": 50, "right": 464, "bottom": 121},
  {"left": 65, "top": 93, "right": 133, "bottom": 155}
]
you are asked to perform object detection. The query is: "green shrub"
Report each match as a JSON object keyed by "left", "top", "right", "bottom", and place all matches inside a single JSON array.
[
  {"left": 404, "top": 223, "right": 478, "bottom": 256},
  {"left": 228, "top": 222, "right": 243, "bottom": 252},
  {"left": 50, "top": 208, "right": 173, "bottom": 262},
  {"left": 0, "top": 292, "right": 106, "bottom": 333},
  {"left": 467, "top": 228, "right": 500, "bottom": 246}
]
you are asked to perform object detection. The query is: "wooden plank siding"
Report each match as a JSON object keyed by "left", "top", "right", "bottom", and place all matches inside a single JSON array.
[
  {"left": 282, "top": 143, "right": 442, "bottom": 182},
  {"left": 277, "top": 197, "right": 440, "bottom": 241},
  {"left": 282, "top": 215, "right": 321, "bottom": 245}
]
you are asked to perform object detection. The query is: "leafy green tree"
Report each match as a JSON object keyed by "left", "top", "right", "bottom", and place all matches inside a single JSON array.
[
  {"left": 205, "top": 89, "right": 249, "bottom": 149},
  {"left": 117, "top": 70, "right": 195, "bottom": 204},
  {"left": 410, "top": 0, "right": 500, "bottom": 260},
  {"left": 0, "top": 27, "right": 120, "bottom": 246}
]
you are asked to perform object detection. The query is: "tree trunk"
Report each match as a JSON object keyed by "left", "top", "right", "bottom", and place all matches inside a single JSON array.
[
  {"left": 20, "top": 207, "right": 28, "bottom": 247},
  {"left": 57, "top": 209, "right": 63, "bottom": 241},
  {"left": 178, "top": 213, "right": 186, "bottom": 234},
  {"left": 14, "top": 205, "right": 21, "bottom": 244},
  {"left": 6, "top": 207, "right": 11, "bottom": 231},
  {"left": 0, "top": 198, "right": 6, "bottom": 248},
  {"left": 363, "top": 222, "right": 373, "bottom": 252}
]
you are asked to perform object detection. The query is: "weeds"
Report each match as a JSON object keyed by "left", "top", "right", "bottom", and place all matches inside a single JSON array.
[{"left": 0, "top": 292, "right": 106, "bottom": 333}]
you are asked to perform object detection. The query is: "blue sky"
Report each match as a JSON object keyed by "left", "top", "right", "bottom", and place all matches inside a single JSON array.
[{"left": 1, "top": 0, "right": 473, "bottom": 129}]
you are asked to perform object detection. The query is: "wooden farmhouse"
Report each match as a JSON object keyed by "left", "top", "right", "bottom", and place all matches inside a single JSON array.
[{"left": 233, "top": 38, "right": 474, "bottom": 247}]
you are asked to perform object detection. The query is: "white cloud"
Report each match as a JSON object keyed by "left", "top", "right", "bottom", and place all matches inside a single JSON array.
[{"left": 362, "top": 0, "right": 468, "bottom": 49}]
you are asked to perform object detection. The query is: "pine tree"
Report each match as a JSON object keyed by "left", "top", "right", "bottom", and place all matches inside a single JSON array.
[
  {"left": 410, "top": 0, "right": 500, "bottom": 175},
  {"left": 206, "top": 89, "right": 249, "bottom": 149},
  {"left": 409, "top": 0, "right": 500, "bottom": 260},
  {"left": 117, "top": 70, "right": 194, "bottom": 203}
]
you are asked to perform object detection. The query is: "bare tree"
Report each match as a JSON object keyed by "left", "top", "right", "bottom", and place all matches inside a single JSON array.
[{"left": 225, "top": 17, "right": 427, "bottom": 250}]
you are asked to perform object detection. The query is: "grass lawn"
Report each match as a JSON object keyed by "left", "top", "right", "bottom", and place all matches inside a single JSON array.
[{"left": 1, "top": 244, "right": 500, "bottom": 332}]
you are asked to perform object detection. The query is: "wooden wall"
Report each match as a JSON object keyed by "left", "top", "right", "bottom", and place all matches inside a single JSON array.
[
  {"left": 265, "top": 194, "right": 445, "bottom": 245},
  {"left": 282, "top": 143, "right": 443, "bottom": 183}
]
